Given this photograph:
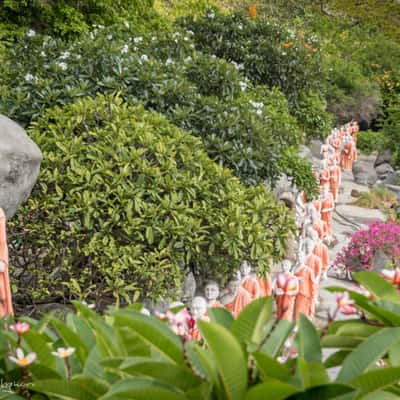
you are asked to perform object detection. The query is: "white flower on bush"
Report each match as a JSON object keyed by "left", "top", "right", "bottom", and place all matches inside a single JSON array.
[
  {"left": 40, "top": 51, "right": 46, "bottom": 57},
  {"left": 124, "top": 21, "right": 130, "bottom": 29},
  {"left": 121, "top": 44, "right": 129, "bottom": 54},
  {"left": 107, "top": 34, "right": 113, "bottom": 40},
  {"left": 238, "top": 24, "right": 243, "bottom": 30},
  {"left": 249, "top": 100, "right": 264, "bottom": 109},
  {"left": 190, "top": 44, "right": 195, "bottom": 49},
  {"left": 140, "top": 54, "right": 148, "bottom": 62},
  {"left": 183, "top": 36, "right": 189, "bottom": 42},
  {"left": 184, "top": 56, "right": 192, "bottom": 63},
  {"left": 239, "top": 81, "right": 247, "bottom": 91},
  {"left": 187, "top": 30, "right": 194, "bottom": 35},
  {"left": 255, "top": 109, "right": 263, "bottom": 116},
  {"left": 52, "top": 347, "right": 76, "bottom": 359},
  {"left": 133, "top": 37, "right": 143, "bottom": 43},
  {"left": 57, "top": 62, "right": 68, "bottom": 71},
  {"left": 24, "top": 73, "right": 35, "bottom": 82},
  {"left": 76, "top": 54, "right": 82, "bottom": 60},
  {"left": 60, "top": 51, "right": 71, "bottom": 60},
  {"left": 9, "top": 348, "right": 36, "bottom": 367},
  {"left": 208, "top": 12, "right": 215, "bottom": 19},
  {"left": 81, "top": 300, "right": 95, "bottom": 309},
  {"left": 166, "top": 58, "right": 174, "bottom": 66},
  {"left": 151, "top": 36, "right": 157, "bottom": 42},
  {"left": 27, "top": 29, "right": 36, "bottom": 37}
]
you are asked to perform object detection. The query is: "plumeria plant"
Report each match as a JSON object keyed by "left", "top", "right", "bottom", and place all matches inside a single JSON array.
[{"left": 0, "top": 272, "right": 398, "bottom": 399}]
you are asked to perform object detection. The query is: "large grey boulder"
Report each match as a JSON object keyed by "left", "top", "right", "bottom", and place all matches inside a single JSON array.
[
  {"left": 352, "top": 159, "right": 377, "bottom": 186},
  {"left": 375, "top": 162, "right": 394, "bottom": 180},
  {"left": 0, "top": 115, "right": 43, "bottom": 218},
  {"left": 382, "top": 171, "right": 400, "bottom": 186},
  {"left": 374, "top": 149, "right": 392, "bottom": 168},
  {"left": 309, "top": 140, "right": 323, "bottom": 159},
  {"left": 335, "top": 204, "right": 386, "bottom": 225}
]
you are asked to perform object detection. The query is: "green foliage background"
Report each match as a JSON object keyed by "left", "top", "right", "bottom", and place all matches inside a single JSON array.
[{"left": 9, "top": 94, "right": 294, "bottom": 305}]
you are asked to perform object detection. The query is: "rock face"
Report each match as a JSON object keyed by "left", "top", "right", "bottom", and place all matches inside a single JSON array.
[
  {"left": 374, "top": 150, "right": 392, "bottom": 168},
  {"left": 352, "top": 159, "right": 377, "bottom": 186},
  {"left": 309, "top": 140, "right": 323, "bottom": 159},
  {"left": 375, "top": 162, "right": 394, "bottom": 180},
  {"left": 335, "top": 204, "right": 386, "bottom": 225},
  {"left": 0, "top": 115, "right": 43, "bottom": 218}
]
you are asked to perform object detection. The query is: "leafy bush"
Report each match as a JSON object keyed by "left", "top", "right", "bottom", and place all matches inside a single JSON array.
[
  {"left": 0, "top": 0, "right": 159, "bottom": 39},
  {"left": 0, "top": 24, "right": 317, "bottom": 191},
  {"left": 8, "top": 94, "right": 294, "bottom": 305},
  {"left": 334, "top": 221, "right": 400, "bottom": 273},
  {"left": 357, "top": 130, "right": 385, "bottom": 155},
  {"left": 381, "top": 93, "right": 400, "bottom": 168},
  {"left": 292, "top": 90, "right": 333, "bottom": 140},
  {"left": 178, "top": 11, "right": 324, "bottom": 106},
  {"left": 2, "top": 272, "right": 400, "bottom": 399}
]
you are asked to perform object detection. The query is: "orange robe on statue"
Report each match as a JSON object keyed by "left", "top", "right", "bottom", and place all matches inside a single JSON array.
[
  {"left": 224, "top": 287, "right": 252, "bottom": 319},
  {"left": 313, "top": 219, "right": 327, "bottom": 240},
  {"left": 306, "top": 254, "right": 322, "bottom": 281},
  {"left": 313, "top": 241, "right": 329, "bottom": 273},
  {"left": 319, "top": 168, "right": 330, "bottom": 188},
  {"left": 321, "top": 193, "right": 335, "bottom": 237},
  {"left": 294, "top": 265, "right": 316, "bottom": 320},
  {"left": 241, "top": 276, "right": 262, "bottom": 300},
  {"left": 257, "top": 275, "right": 272, "bottom": 297},
  {"left": 329, "top": 165, "right": 341, "bottom": 202},
  {"left": 0, "top": 208, "right": 13, "bottom": 317},
  {"left": 332, "top": 137, "right": 341, "bottom": 158},
  {"left": 275, "top": 272, "right": 299, "bottom": 321},
  {"left": 342, "top": 141, "right": 356, "bottom": 171}
]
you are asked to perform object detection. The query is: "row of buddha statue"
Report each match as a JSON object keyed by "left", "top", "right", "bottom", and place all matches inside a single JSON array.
[{"left": 189, "top": 121, "right": 359, "bottom": 325}]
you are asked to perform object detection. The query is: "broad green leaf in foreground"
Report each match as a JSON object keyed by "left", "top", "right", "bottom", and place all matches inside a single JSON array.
[
  {"left": 350, "top": 367, "right": 400, "bottom": 397},
  {"left": 245, "top": 380, "right": 300, "bottom": 400},
  {"left": 337, "top": 327, "right": 400, "bottom": 382},
  {"left": 231, "top": 297, "right": 273, "bottom": 346},
  {"left": 98, "top": 378, "right": 186, "bottom": 400},
  {"left": 199, "top": 320, "right": 247, "bottom": 400},
  {"left": 297, "top": 314, "right": 322, "bottom": 363},
  {"left": 112, "top": 310, "right": 184, "bottom": 364},
  {"left": 353, "top": 272, "right": 400, "bottom": 304}
]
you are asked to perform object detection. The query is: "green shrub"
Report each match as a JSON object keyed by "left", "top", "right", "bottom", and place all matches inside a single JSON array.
[
  {"left": 0, "top": 0, "right": 159, "bottom": 39},
  {"left": 9, "top": 94, "right": 294, "bottom": 305},
  {"left": 292, "top": 90, "right": 333, "bottom": 140},
  {"left": 2, "top": 272, "right": 400, "bottom": 399},
  {"left": 178, "top": 12, "right": 325, "bottom": 107},
  {"left": 381, "top": 93, "right": 400, "bottom": 168},
  {"left": 357, "top": 130, "right": 385, "bottom": 155},
  {"left": 0, "top": 25, "right": 317, "bottom": 191}
]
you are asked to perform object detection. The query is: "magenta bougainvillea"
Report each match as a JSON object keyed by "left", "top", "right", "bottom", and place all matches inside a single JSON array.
[{"left": 334, "top": 221, "right": 400, "bottom": 272}]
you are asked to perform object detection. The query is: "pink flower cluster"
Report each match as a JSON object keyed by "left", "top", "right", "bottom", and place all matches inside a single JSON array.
[{"left": 334, "top": 221, "right": 400, "bottom": 272}]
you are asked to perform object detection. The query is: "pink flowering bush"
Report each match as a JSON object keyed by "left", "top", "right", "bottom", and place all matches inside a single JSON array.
[{"left": 334, "top": 220, "right": 400, "bottom": 273}]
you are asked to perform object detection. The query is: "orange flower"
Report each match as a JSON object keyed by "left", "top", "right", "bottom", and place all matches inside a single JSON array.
[
  {"left": 248, "top": 4, "right": 257, "bottom": 18},
  {"left": 282, "top": 41, "right": 294, "bottom": 49}
]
